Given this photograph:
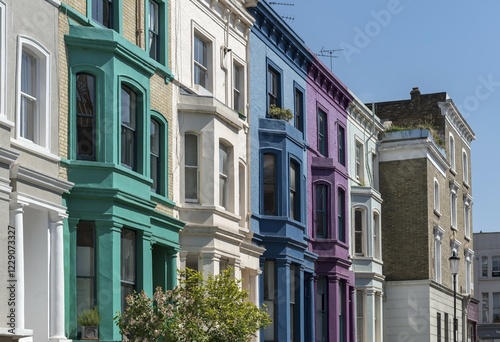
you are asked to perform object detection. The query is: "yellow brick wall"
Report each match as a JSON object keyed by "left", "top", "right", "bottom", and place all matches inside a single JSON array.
[
  {"left": 65, "top": 0, "right": 86, "bottom": 16},
  {"left": 122, "top": 0, "right": 140, "bottom": 47},
  {"left": 58, "top": 11, "right": 71, "bottom": 180}
]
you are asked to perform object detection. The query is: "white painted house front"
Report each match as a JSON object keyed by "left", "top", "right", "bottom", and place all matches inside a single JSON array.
[
  {"left": 170, "top": 0, "right": 263, "bottom": 313},
  {"left": 0, "top": 1, "right": 73, "bottom": 342}
]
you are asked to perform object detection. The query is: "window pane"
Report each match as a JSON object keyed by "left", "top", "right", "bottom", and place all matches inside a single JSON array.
[
  {"left": 315, "top": 184, "right": 326, "bottom": 238},
  {"left": 482, "top": 257, "right": 488, "bottom": 277},
  {"left": 493, "top": 256, "right": 500, "bottom": 277},
  {"left": 92, "top": 0, "right": 113, "bottom": 28},
  {"left": 21, "top": 51, "right": 37, "bottom": 142},
  {"left": 294, "top": 89, "right": 303, "bottom": 132},
  {"left": 21, "top": 52, "right": 36, "bottom": 96},
  {"left": 185, "top": 134, "right": 198, "bottom": 201},
  {"left": 289, "top": 161, "right": 299, "bottom": 220},
  {"left": 77, "top": 221, "right": 95, "bottom": 312},
  {"left": 121, "top": 229, "right": 136, "bottom": 284},
  {"left": 318, "top": 110, "right": 326, "bottom": 155},
  {"left": 483, "top": 293, "right": 489, "bottom": 323},
  {"left": 357, "top": 291, "right": 364, "bottom": 342},
  {"left": 493, "top": 293, "right": 500, "bottom": 323},
  {"left": 150, "top": 119, "right": 160, "bottom": 192},
  {"left": 338, "top": 126, "right": 345, "bottom": 165},
  {"left": 263, "top": 154, "right": 276, "bottom": 215},
  {"left": 263, "top": 260, "right": 275, "bottom": 341},
  {"left": 121, "top": 86, "right": 137, "bottom": 170},
  {"left": 76, "top": 73, "right": 96, "bottom": 160},
  {"left": 316, "top": 276, "right": 327, "bottom": 341},
  {"left": 149, "top": 1, "right": 159, "bottom": 60},
  {"left": 355, "top": 210, "right": 363, "bottom": 255},
  {"left": 338, "top": 189, "right": 345, "bottom": 242},
  {"left": 219, "top": 143, "right": 228, "bottom": 208}
]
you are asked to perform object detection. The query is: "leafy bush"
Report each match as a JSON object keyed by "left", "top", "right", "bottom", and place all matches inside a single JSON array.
[{"left": 115, "top": 268, "right": 271, "bottom": 342}]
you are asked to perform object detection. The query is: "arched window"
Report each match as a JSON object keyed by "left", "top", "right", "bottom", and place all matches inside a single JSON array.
[
  {"left": 354, "top": 208, "right": 364, "bottom": 256},
  {"left": 121, "top": 85, "right": 138, "bottom": 170},
  {"left": 17, "top": 37, "right": 50, "bottom": 148},
  {"left": 449, "top": 134, "right": 455, "bottom": 171},
  {"left": 76, "top": 73, "right": 96, "bottom": 160},
  {"left": 315, "top": 183, "right": 327, "bottom": 238}
]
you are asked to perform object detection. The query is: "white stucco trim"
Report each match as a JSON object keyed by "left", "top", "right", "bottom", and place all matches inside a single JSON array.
[
  {"left": 15, "top": 35, "right": 51, "bottom": 149},
  {"left": 378, "top": 138, "right": 448, "bottom": 177},
  {"left": 0, "top": 0, "right": 6, "bottom": 123}
]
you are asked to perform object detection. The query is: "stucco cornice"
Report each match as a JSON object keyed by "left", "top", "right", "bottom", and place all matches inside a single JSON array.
[
  {"left": 10, "top": 164, "right": 73, "bottom": 195},
  {"left": 308, "top": 56, "right": 353, "bottom": 111},
  {"left": 438, "top": 99, "right": 475, "bottom": 145},
  {"left": 248, "top": 2, "right": 311, "bottom": 77},
  {"left": 348, "top": 91, "right": 385, "bottom": 135}
]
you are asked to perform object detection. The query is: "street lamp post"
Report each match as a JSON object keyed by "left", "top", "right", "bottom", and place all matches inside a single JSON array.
[{"left": 449, "top": 251, "right": 460, "bottom": 342}]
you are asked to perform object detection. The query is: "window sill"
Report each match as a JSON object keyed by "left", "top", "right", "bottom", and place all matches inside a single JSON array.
[
  {"left": 10, "top": 137, "right": 60, "bottom": 162},
  {"left": 464, "top": 234, "right": 471, "bottom": 242},
  {"left": 151, "top": 192, "right": 176, "bottom": 208},
  {"left": 463, "top": 180, "right": 470, "bottom": 189},
  {"left": 0, "top": 115, "right": 14, "bottom": 129},
  {"left": 451, "top": 225, "right": 458, "bottom": 232},
  {"left": 434, "top": 209, "right": 442, "bottom": 218},
  {"left": 450, "top": 168, "right": 457, "bottom": 176}
]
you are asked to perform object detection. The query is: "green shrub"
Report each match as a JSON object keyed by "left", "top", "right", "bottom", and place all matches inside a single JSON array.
[{"left": 78, "top": 307, "right": 100, "bottom": 326}]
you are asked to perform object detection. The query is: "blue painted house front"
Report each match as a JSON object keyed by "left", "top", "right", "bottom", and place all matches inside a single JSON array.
[{"left": 249, "top": 2, "right": 317, "bottom": 341}]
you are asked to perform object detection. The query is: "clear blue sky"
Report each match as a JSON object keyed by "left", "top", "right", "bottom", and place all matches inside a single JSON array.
[{"left": 274, "top": 0, "right": 500, "bottom": 233}]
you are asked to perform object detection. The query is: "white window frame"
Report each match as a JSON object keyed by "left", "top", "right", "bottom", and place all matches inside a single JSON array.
[
  {"left": 434, "top": 178, "right": 441, "bottom": 215},
  {"left": 356, "top": 290, "right": 364, "bottom": 342},
  {"left": 192, "top": 27, "right": 213, "bottom": 94},
  {"left": 148, "top": 0, "right": 160, "bottom": 61},
  {"left": 464, "top": 194, "right": 472, "bottom": 239},
  {"left": 219, "top": 141, "right": 230, "bottom": 209},
  {"left": 465, "top": 249, "right": 473, "bottom": 294},
  {"left": 434, "top": 226, "right": 444, "bottom": 284},
  {"left": 184, "top": 133, "right": 199, "bottom": 203},
  {"left": 353, "top": 207, "right": 365, "bottom": 257},
  {"left": 373, "top": 211, "right": 381, "bottom": 260},
  {"left": 482, "top": 292, "right": 489, "bottom": 323},
  {"left": 493, "top": 256, "right": 500, "bottom": 277},
  {"left": 449, "top": 134, "right": 456, "bottom": 172},
  {"left": 482, "top": 256, "right": 488, "bottom": 278},
  {"left": 232, "top": 58, "right": 245, "bottom": 115},
  {"left": 355, "top": 140, "right": 364, "bottom": 183},
  {"left": 462, "top": 149, "right": 469, "bottom": 186},
  {"left": 16, "top": 36, "right": 50, "bottom": 151},
  {"left": 449, "top": 180, "right": 460, "bottom": 230}
]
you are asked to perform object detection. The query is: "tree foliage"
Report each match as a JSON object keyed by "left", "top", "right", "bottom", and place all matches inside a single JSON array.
[{"left": 115, "top": 268, "right": 271, "bottom": 342}]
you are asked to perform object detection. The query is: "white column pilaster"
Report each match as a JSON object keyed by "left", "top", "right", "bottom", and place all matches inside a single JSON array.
[
  {"left": 9, "top": 202, "right": 25, "bottom": 330},
  {"left": 49, "top": 212, "right": 69, "bottom": 341}
]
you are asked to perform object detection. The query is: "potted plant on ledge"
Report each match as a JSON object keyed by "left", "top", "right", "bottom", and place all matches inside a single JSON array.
[
  {"left": 268, "top": 104, "right": 293, "bottom": 121},
  {"left": 78, "top": 307, "right": 100, "bottom": 340}
]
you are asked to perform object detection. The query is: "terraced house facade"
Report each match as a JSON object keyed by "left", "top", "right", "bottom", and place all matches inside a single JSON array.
[
  {"left": 0, "top": 1, "right": 482, "bottom": 342},
  {"left": 59, "top": 0, "right": 183, "bottom": 340}
]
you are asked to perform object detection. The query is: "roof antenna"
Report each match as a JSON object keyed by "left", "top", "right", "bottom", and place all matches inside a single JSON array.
[
  {"left": 269, "top": 1, "right": 294, "bottom": 5},
  {"left": 316, "top": 47, "right": 344, "bottom": 71}
]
